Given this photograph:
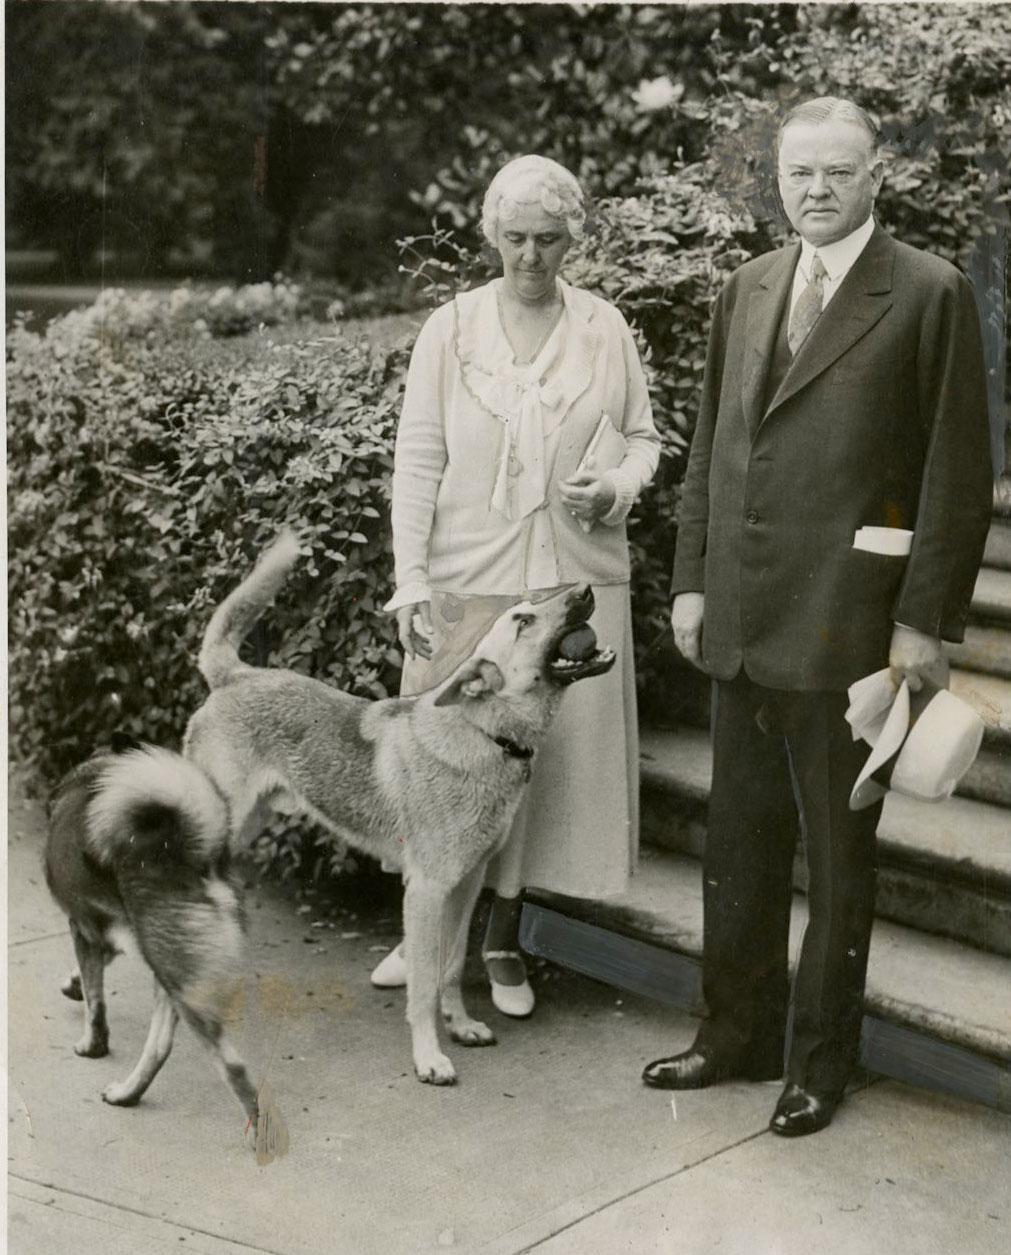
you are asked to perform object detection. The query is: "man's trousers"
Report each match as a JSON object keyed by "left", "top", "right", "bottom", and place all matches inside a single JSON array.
[{"left": 693, "top": 671, "right": 884, "bottom": 1096}]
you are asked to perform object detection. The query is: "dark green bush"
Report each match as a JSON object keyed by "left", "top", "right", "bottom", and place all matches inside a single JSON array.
[{"left": 7, "top": 284, "right": 410, "bottom": 789}]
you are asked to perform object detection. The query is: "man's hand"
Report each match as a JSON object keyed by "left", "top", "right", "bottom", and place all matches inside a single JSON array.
[
  {"left": 559, "top": 469, "right": 617, "bottom": 529},
  {"left": 395, "top": 601, "right": 434, "bottom": 661},
  {"left": 671, "top": 592, "right": 705, "bottom": 667},
  {"left": 889, "top": 623, "right": 948, "bottom": 692}
]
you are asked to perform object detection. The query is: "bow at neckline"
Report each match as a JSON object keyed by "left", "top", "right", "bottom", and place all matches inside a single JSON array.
[{"left": 453, "top": 280, "right": 600, "bottom": 521}]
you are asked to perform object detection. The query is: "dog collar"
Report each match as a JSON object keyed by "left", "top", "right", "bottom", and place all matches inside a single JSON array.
[{"left": 492, "top": 735, "right": 535, "bottom": 762}]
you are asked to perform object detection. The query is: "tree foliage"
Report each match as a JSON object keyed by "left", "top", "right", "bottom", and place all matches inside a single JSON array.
[
  {"left": 9, "top": 2, "right": 788, "bottom": 283},
  {"left": 6, "top": 2, "right": 287, "bottom": 278},
  {"left": 12, "top": 3, "right": 1008, "bottom": 294}
]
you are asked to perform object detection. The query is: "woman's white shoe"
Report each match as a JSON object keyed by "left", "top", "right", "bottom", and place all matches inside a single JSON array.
[
  {"left": 370, "top": 942, "right": 407, "bottom": 988},
  {"left": 483, "top": 950, "right": 536, "bottom": 1018}
]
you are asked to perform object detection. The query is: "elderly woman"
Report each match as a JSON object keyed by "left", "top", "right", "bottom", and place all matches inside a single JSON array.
[{"left": 372, "top": 154, "right": 660, "bottom": 1016}]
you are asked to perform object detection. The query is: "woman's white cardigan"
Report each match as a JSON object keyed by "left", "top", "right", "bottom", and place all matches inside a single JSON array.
[{"left": 385, "top": 278, "right": 661, "bottom": 610}]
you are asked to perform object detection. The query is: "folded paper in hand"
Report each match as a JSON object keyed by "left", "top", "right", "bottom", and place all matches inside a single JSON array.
[
  {"left": 852, "top": 526, "right": 913, "bottom": 556},
  {"left": 576, "top": 412, "right": 627, "bottom": 478},
  {"left": 571, "top": 414, "right": 627, "bottom": 533}
]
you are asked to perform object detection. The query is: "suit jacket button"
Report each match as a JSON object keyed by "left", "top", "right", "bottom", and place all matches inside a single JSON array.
[{"left": 746, "top": 510, "right": 759, "bottom": 524}]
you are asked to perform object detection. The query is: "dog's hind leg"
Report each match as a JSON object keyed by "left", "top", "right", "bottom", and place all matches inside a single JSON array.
[
  {"left": 69, "top": 922, "right": 111, "bottom": 1057},
  {"left": 440, "top": 864, "right": 496, "bottom": 1048},
  {"left": 102, "top": 980, "right": 178, "bottom": 1106},
  {"left": 403, "top": 875, "right": 457, "bottom": 1085},
  {"left": 178, "top": 1004, "right": 259, "bottom": 1133}
]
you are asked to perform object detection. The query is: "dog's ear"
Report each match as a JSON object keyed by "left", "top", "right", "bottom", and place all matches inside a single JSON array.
[{"left": 433, "top": 660, "right": 505, "bottom": 707}]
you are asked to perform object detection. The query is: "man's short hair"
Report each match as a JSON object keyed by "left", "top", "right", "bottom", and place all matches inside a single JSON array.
[{"left": 777, "top": 97, "right": 880, "bottom": 157}]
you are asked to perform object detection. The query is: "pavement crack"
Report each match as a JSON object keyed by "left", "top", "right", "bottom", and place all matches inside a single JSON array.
[
  {"left": 515, "top": 1125, "right": 771, "bottom": 1253},
  {"left": 8, "top": 1174, "right": 290, "bottom": 1255},
  {"left": 515, "top": 1077, "right": 890, "bottom": 1253},
  {"left": 9, "top": 929, "right": 70, "bottom": 948}
]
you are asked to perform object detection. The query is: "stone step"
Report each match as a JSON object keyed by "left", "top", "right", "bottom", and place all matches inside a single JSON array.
[
  {"left": 639, "top": 725, "right": 1011, "bottom": 957},
  {"left": 947, "top": 624, "right": 1011, "bottom": 679},
  {"left": 958, "top": 747, "right": 1011, "bottom": 808},
  {"left": 527, "top": 846, "right": 1011, "bottom": 1066},
  {"left": 984, "top": 520, "right": 1011, "bottom": 571},
  {"left": 971, "top": 566, "right": 1011, "bottom": 626},
  {"left": 949, "top": 669, "right": 1011, "bottom": 746}
]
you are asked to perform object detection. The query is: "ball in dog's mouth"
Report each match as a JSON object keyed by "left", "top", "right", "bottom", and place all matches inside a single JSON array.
[
  {"left": 559, "top": 624, "right": 597, "bottom": 661},
  {"left": 549, "top": 624, "right": 616, "bottom": 684}
]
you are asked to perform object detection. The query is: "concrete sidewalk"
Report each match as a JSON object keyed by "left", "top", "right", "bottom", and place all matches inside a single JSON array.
[{"left": 6, "top": 778, "right": 1009, "bottom": 1255}]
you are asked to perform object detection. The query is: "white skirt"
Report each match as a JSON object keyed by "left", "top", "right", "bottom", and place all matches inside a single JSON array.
[{"left": 400, "top": 584, "right": 639, "bottom": 900}]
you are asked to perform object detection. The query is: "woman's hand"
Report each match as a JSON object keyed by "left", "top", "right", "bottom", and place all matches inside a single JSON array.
[
  {"left": 395, "top": 601, "right": 434, "bottom": 661},
  {"left": 559, "top": 470, "right": 616, "bottom": 531}
]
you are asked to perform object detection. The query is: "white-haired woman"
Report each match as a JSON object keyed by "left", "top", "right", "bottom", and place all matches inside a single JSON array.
[{"left": 372, "top": 154, "right": 660, "bottom": 1017}]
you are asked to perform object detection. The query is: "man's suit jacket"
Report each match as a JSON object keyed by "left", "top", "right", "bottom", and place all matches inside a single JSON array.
[{"left": 672, "top": 225, "right": 993, "bottom": 691}]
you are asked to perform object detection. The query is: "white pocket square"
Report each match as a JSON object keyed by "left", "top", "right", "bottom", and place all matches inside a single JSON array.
[{"left": 852, "top": 526, "right": 913, "bottom": 556}]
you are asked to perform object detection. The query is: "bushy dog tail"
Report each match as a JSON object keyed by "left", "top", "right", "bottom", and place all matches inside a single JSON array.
[
  {"left": 86, "top": 746, "right": 230, "bottom": 870},
  {"left": 198, "top": 529, "right": 301, "bottom": 690}
]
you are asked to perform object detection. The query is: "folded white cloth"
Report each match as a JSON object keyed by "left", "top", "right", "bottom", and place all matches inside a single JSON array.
[
  {"left": 845, "top": 667, "right": 900, "bottom": 746},
  {"left": 852, "top": 526, "right": 913, "bottom": 556}
]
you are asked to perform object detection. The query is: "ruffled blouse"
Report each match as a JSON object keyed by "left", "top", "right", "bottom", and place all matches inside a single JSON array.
[{"left": 385, "top": 279, "right": 660, "bottom": 609}]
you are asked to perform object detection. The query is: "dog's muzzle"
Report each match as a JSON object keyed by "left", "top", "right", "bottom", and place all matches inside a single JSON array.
[{"left": 547, "top": 587, "right": 616, "bottom": 686}]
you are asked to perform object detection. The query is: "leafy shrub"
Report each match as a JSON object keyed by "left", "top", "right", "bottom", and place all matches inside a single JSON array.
[
  {"left": 10, "top": 2, "right": 787, "bottom": 287},
  {"left": 720, "top": 4, "right": 1010, "bottom": 269},
  {"left": 363, "top": 3, "right": 783, "bottom": 239},
  {"left": 45, "top": 279, "right": 308, "bottom": 347},
  {"left": 7, "top": 287, "right": 411, "bottom": 791}
]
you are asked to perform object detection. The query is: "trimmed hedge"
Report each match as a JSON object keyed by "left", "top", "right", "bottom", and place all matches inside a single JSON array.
[{"left": 7, "top": 285, "right": 409, "bottom": 788}]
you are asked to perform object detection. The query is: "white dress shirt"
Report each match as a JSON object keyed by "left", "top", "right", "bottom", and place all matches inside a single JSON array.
[{"left": 788, "top": 215, "right": 876, "bottom": 319}]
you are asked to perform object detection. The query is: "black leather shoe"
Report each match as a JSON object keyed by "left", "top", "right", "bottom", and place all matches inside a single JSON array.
[
  {"left": 642, "top": 1050, "right": 724, "bottom": 1089},
  {"left": 642, "top": 1048, "right": 781, "bottom": 1090},
  {"left": 769, "top": 1083, "right": 840, "bottom": 1137}
]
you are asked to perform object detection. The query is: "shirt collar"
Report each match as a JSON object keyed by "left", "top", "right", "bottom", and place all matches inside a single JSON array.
[{"left": 799, "top": 216, "right": 875, "bottom": 283}]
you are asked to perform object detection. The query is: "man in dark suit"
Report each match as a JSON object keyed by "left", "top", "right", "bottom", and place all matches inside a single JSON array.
[{"left": 642, "top": 97, "right": 994, "bottom": 1136}]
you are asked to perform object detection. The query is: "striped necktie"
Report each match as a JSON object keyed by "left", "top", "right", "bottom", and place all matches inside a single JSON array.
[{"left": 788, "top": 254, "right": 827, "bottom": 355}]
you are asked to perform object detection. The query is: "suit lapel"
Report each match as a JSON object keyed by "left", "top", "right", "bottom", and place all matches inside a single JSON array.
[
  {"left": 741, "top": 245, "right": 798, "bottom": 439},
  {"left": 765, "top": 227, "right": 895, "bottom": 419}
]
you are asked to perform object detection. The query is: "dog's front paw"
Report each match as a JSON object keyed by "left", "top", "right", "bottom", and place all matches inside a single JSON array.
[
  {"left": 74, "top": 1033, "right": 109, "bottom": 1059},
  {"left": 414, "top": 1051, "right": 458, "bottom": 1086},
  {"left": 102, "top": 1081, "right": 141, "bottom": 1107},
  {"left": 448, "top": 1018, "right": 496, "bottom": 1047}
]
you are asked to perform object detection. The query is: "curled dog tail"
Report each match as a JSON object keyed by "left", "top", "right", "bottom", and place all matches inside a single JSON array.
[
  {"left": 198, "top": 529, "right": 301, "bottom": 690},
  {"left": 86, "top": 746, "right": 229, "bottom": 870}
]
